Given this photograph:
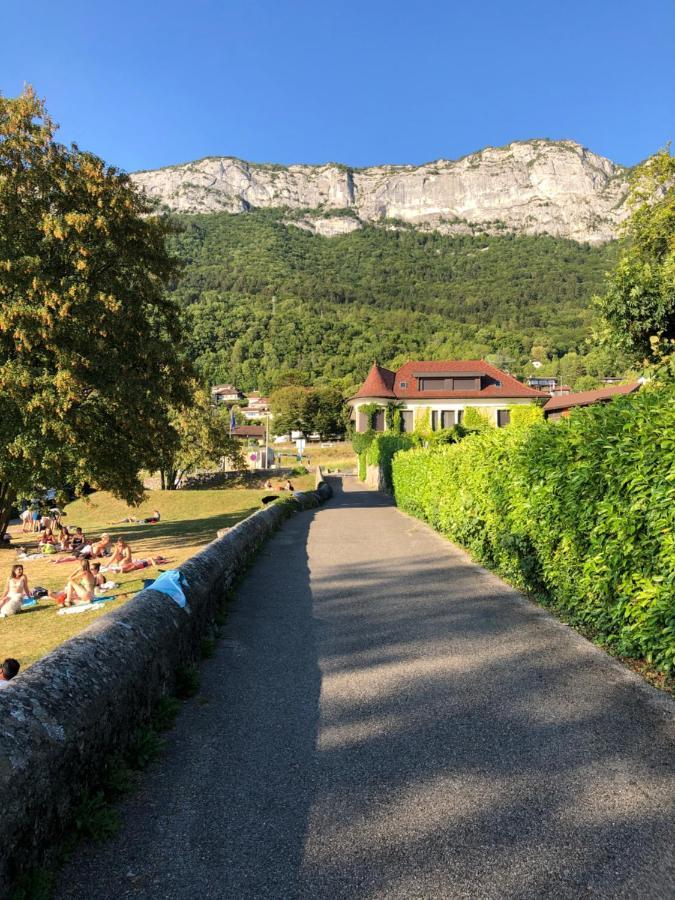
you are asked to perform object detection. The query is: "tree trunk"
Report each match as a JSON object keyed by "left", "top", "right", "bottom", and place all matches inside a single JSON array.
[{"left": 0, "top": 481, "right": 16, "bottom": 541}]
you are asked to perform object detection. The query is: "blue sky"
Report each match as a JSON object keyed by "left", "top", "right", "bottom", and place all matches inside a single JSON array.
[{"left": 2, "top": 0, "right": 673, "bottom": 172}]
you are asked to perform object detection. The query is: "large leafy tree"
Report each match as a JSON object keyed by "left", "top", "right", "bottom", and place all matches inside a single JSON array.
[
  {"left": 0, "top": 87, "right": 189, "bottom": 535},
  {"left": 155, "top": 387, "right": 244, "bottom": 489},
  {"left": 596, "top": 148, "right": 674, "bottom": 363}
]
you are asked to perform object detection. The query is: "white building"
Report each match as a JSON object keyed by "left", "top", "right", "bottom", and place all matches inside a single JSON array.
[{"left": 348, "top": 360, "right": 549, "bottom": 431}]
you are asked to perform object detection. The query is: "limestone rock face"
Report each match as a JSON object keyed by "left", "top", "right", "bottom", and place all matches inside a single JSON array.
[{"left": 131, "top": 140, "right": 630, "bottom": 243}]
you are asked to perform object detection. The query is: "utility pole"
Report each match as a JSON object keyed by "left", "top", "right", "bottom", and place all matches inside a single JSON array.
[{"left": 264, "top": 410, "right": 269, "bottom": 471}]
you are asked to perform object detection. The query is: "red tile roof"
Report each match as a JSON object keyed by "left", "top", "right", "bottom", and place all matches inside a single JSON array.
[
  {"left": 352, "top": 363, "right": 397, "bottom": 399},
  {"left": 544, "top": 382, "right": 640, "bottom": 413},
  {"left": 232, "top": 425, "right": 266, "bottom": 438},
  {"left": 351, "top": 360, "right": 548, "bottom": 401}
]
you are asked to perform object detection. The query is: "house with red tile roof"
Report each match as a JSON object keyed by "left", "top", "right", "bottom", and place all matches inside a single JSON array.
[
  {"left": 543, "top": 382, "right": 641, "bottom": 420},
  {"left": 348, "top": 361, "right": 549, "bottom": 432}
]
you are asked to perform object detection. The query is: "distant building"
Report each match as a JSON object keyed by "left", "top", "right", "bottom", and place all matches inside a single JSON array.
[
  {"left": 526, "top": 376, "right": 557, "bottom": 391},
  {"left": 543, "top": 382, "right": 640, "bottom": 420},
  {"left": 231, "top": 425, "right": 266, "bottom": 440},
  {"left": 211, "top": 384, "right": 244, "bottom": 405},
  {"left": 243, "top": 392, "right": 271, "bottom": 420},
  {"left": 349, "top": 360, "right": 548, "bottom": 431}
]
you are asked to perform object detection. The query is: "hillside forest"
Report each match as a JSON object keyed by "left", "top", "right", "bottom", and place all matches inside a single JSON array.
[{"left": 166, "top": 208, "right": 631, "bottom": 394}]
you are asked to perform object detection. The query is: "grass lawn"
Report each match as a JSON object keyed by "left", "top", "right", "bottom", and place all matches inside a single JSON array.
[
  {"left": 276, "top": 441, "right": 356, "bottom": 473},
  {"left": 0, "top": 482, "right": 309, "bottom": 671}
]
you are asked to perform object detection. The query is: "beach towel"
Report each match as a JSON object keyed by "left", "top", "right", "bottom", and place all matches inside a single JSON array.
[{"left": 147, "top": 569, "right": 189, "bottom": 610}]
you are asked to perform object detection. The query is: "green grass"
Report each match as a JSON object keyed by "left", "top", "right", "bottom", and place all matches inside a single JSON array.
[{"left": 0, "top": 487, "right": 291, "bottom": 670}]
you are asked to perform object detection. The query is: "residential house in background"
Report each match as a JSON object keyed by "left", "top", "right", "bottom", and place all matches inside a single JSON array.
[
  {"left": 543, "top": 382, "right": 640, "bottom": 421},
  {"left": 526, "top": 375, "right": 558, "bottom": 391},
  {"left": 349, "top": 361, "right": 548, "bottom": 431},
  {"left": 211, "top": 384, "right": 244, "bottom": 405},
  {"left": 243, "top": 392, "right": 271, "bottom": 420}
]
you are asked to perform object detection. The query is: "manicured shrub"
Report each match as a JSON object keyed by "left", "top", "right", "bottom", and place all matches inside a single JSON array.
[
  {"left": 366, "top": 433, "right": 417, "bottom": 488},
  {"left": 392, "top": 385, "right": 675, "bottom": 672}
]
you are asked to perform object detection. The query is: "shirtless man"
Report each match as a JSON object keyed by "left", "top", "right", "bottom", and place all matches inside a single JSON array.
[{"left": 106, "top": 538, "right": 133, "bottom": 571}]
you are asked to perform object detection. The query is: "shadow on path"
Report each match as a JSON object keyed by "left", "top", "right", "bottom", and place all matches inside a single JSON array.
[{"left": 55, "top": 507, "right": 321, "bottom": 900}]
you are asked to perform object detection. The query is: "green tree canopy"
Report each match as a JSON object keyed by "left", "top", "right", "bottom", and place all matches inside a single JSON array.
[
  {"left": 0, "top": 87, "right": 189, "bottom": 533},
  {"left": 155, "top": 386, "right": 243, "bottom": 489},
  {"left": 596, "top": 148, "right": 675, "bottom": 363}
]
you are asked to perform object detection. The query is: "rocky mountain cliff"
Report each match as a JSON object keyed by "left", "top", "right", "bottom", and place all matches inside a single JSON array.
[{"left": 132, "top": 139, "right": 631, "bottom": 244}]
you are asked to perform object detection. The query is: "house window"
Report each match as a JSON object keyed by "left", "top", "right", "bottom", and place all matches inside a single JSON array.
[
  {"left": 441, "top": 410, "right": 456, "bottom": 428},
  {"left": 457, "top": 410, "right": 464, "bottom": 425},
  {"left": 401, "top": 411, "right": 413, "bottom": 432},
  {"left": 399, "top": 381, "right": 408, "bottom": 388},
  {"left": 418, "top": 376, "right": 482, "bottom": 392},
  {"left": 497, "top": 409, "right": 511, "bottom": 428},
  {"left": 431, "top": 410, "right": 438, "bottom": 431},
  {"left": 374, "top": 410, "right": 385, "bottom": 432}
]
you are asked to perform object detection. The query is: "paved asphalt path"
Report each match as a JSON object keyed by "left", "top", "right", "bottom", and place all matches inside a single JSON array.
[{"left": 55, "top": 476, "right": 674, "bottom": 899}]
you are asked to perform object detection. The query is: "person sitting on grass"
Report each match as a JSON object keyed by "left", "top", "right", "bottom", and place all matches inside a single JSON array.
[
  {"left": 106, "top": 538, "right": 133, "bottom": 572},
  {"left": 71, "top": 527, "right": 86, "bottom": 555},
  {"left": 0, "top": 658, "right": 20, "bottom": 689},
  {"left": 38, "top": 528, "right": 56, "bottom": 553},
  {"left": 49, "top": 559, "right": 96, "bottom": 607},
  {"left": 57, "top": 524, "right": 72, "bottom": 551},
  {"left": 90, "top": 562, "right": 118, "bottom": 594},
  {"left": 0, "top": 565, "right": 30, "bottom": 617},
  {"left": 91, "top": 531, "right": 112, "bottom": 559}
]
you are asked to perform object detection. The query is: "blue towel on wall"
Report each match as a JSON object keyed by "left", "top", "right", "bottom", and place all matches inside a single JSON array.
[{"left": 146, "top": 569, "right": 189, "bottom": 609}]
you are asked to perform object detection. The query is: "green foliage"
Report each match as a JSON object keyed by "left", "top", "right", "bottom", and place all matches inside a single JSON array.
[
  {"left": 350, "top": 429, "right": 375, "bottom": 456},
  {"left": 126, "top": 726, "right": 164, "bottom": 770},
  {"left": 366, "top": 433, "right": 417, "bottom": 488},
  {"left": 426, "top": 425, "right": 468, "bottom": 446},
  {"left": 175, "top": 664, "right": 200, "bottom": 699},
  {"left": 358, "top": 453, "right": 367, "bottom": 481},
  {"left": 269, "top": 384, "right": 345, "bottom": 437},
  {"left": 11, "top": 869, "right": 53, "bottom": 900},
  {"left": 413, "top": 407, "right": 431, "bottom": 435},
  {"left": 509, "top": 405, "right": 545, "bottom": 427},
  {"left": 166, "top": 207, "right": 618, "bottom": 394},
  {"left": 462, "top": 407, "right": 491, "bottom": 431},
  {"left": 392, "top": 385, "right": 675, "bottom": 672},
  {"left": 157, "top": 384, "right": 243, "bottom": 488},
  {"left": 0, "top": 88, "right": 190, "bottom": 537},
  {"left": 72, "top": 791, "right": 121, "bottom": 841},
  {"left": 596, "top": 148, "right": 674, "bottom": 363}
]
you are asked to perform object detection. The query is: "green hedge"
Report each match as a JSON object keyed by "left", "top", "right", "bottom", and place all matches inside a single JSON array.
[
  {"left": 366, "top": 434, "right": 417, "bottom": 488},
  {"left": 392, "top": 386, "right": 675, "bottom": 672}
]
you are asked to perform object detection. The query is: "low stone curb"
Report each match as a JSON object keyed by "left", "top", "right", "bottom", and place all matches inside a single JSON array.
[{"left": 0, "top": 483, "right": 332, "bottom": 895}]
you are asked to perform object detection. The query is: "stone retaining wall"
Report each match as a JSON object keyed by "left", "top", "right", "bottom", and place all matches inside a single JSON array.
[{"left": 0, "top": 483, "right": 332, "bottom": 895}]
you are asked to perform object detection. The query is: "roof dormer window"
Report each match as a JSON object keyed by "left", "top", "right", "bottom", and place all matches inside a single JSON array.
[{"left": 399, "top": 381, "right": 408, "bottom": 388}]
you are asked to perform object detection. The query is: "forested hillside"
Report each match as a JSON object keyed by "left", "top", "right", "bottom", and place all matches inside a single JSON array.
[{"left": 167, "top": 209, "right": 622, "bottom": 392}]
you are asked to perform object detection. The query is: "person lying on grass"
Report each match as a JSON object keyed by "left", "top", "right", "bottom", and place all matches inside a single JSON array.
[
  {"left": 0, "top": 565, "right": 30, "bottom": 617},
  {"left": 0, "top": 658, "right": 20, "bottom": 689},
  {"left": 48, "top": 559, "right": 96, "bottom": 607},
  {"left": 110, "top": 510, "right": 161, "bottom": 525}
]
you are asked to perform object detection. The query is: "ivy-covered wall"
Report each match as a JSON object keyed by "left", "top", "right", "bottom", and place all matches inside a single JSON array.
[{"left": 392, "top": 386, "right": 675, "bottom": 673}]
